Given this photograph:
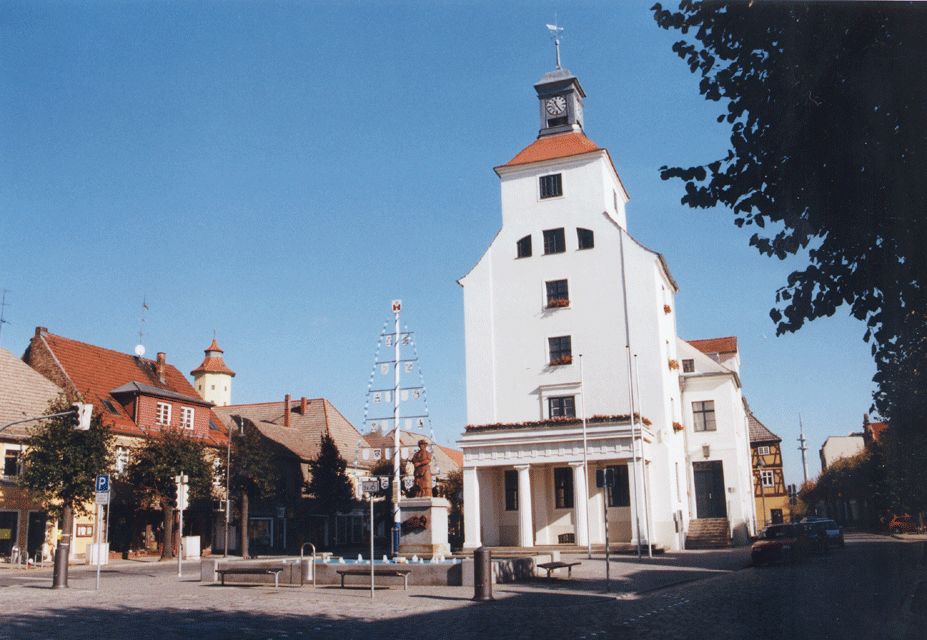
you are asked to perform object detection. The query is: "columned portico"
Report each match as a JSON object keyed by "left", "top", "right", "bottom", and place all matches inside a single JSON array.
[
  {"left": 462, "top": 467, "right": 481, "bottom": 549},
  {"left": 515, "top": 464, "right": 533, "bottom": 547},
  {"left": 569, "top": 462, "right": 589, "bottom": 547}
]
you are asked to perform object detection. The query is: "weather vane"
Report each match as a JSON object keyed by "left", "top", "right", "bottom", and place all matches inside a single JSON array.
[{"left": 546, "top": 21, "right": 564, "bottom": 70}]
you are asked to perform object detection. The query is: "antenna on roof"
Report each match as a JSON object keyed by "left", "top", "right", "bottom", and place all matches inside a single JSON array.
[
  {"left": 136, "top": 296, "right": 149, "bottom": 357},
  {"left": 546, "top": 19, "right": 565, "bottom": 70},
  {"left": 0, "top": 289, "right": 10, "bottom": 352}
]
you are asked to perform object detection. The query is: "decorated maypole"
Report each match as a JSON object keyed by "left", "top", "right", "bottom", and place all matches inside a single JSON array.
[
  {"left": 354, "top": 300, "right": 437, "bottom": 558},
  {"left": 390, "top": 299, "right": 402, "bottom": 555}
]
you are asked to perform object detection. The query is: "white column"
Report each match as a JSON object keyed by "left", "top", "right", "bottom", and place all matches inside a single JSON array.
[
  {"left": 462, "top": 467, "right": 482, "bottom": 549},
  {"left": 570, "top": 462, "right": 589, "bottom": 547},
  {"left": 628, "top": 460, "right": 641, "bottom": 545},
  {"left": 515, "top": 465, "right": 533, "bottom": 548}
]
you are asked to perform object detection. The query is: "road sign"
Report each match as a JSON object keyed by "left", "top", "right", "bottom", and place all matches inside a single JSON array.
[
  {"left": 361, "top": 480, "right": 380, "bottom": 494},
  {"left": 95, "top": 492, "right": 110, "bottom": 505},
  {"left": 95, "top": 474, "right": 110, "bottom": 493}
]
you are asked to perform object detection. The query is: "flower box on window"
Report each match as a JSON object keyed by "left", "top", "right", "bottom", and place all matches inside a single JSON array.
[
  {"left": 672, "top": 421, "right": 685, "bottom": 432},
  {"left": 668, "top": 359, "right": 680, "bottom": 370},
  {"left": 550, "top": 355, "right": 573, "bottom": 366},
  {"left": 663, "top": 304, "right": 672, "bottom": 314},
  {"left": 547, "top": 298, "right": 570, "bottom": 309}
]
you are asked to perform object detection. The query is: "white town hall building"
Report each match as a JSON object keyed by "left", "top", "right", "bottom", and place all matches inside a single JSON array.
[{"left": 457, "top": 64, "right": 758, "bottom": 552}]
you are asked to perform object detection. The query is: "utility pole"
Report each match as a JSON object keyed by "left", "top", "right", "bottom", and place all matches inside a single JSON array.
[{"left": 798, "top": 415, "right": 810, "bottom": 484}]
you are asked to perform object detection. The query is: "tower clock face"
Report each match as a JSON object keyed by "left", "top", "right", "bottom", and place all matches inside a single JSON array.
[{"left": 545, "top": 96, "right": 567, "bottom": 116}]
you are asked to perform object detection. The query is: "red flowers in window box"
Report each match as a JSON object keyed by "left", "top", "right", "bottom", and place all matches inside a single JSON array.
[
  {"left": 547, "top": 298, "right": 570, "bottom": 309},
  {"left": 672, "top": 421, "right": 685, "bottom": 432},
  {"left": 550, "top": 355, "right": 573, "bottom": 366},
  {"left": 663, "top": 304, "right": 672, "bottom": 314},
  {"left": 668, "top": 359, "right": 680, "bottom": 370}
]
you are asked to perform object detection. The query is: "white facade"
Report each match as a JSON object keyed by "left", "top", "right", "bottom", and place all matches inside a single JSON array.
[
  {"left": 677, "top": 340, "right": 756, "bottom": 544},
  {"left": 820, "top": 435, "right": 865, "bottom": 469},
  {"left": 458, "top": 68, "right": 756, "bottom": 551}
]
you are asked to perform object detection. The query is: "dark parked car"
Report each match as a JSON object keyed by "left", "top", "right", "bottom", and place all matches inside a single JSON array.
[
  {"left": 752, "top": 524, "right": 811, "bottom": 565},
  {"left": 801, "top": 519, "right": 844, "bottom": 551}
]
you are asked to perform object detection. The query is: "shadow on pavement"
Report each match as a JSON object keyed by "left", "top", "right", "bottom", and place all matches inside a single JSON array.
[{"left": 1, "top": 592, "right": 640, "bottom": 640}]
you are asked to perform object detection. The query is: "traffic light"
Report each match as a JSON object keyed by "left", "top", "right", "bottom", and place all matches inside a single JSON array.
[{"left": 71, "top": 403, "right": 93, "bottom": 430}]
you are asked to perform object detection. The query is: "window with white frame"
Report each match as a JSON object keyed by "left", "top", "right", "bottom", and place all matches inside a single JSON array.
[
  {"left": 3, "top": 449, "right": 20, "bottom": 477},
  {"left": 156, "top": 402, "right": 171, "bottom": 426},
  {"left": 539, "top": 173, "right": 563, "bottom": 199},
  {"left": 760, "top": 469, "right": 775, "bottom": 488},
  {"left": 692, "top": 400, "right": 716, "bottom": 432},
  {"left": 757, "top": 445, "right": 771, "bottom": 456},
  {"left": 180, "top": 406, "right": 195, "bottom": 430},
  {"left": 114, "top": 446, "right": 129, "bottom": 474}
]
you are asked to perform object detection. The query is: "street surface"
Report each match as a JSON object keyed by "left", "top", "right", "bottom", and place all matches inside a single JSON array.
[{"left": 0, "top": 533, "right": 923, "bottom": 639}]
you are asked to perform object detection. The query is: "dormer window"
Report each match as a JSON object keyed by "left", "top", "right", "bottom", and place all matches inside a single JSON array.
[
  {"left": 516, "top": 235, "right": 532, "bottom": 258},
  {"left": 539, "top": 173, "right": 563, "bottom": 199},
  {"left": 156, "top": 402, "right": 171, "bottom": 426}
]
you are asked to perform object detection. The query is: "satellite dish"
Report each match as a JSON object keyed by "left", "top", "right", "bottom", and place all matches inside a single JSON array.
[{"left": 134, "top": 344, "right": 146, "bottom": 357}]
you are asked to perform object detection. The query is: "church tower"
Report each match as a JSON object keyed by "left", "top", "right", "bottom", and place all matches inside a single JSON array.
[{"left": 191, "top": 338, "right": 235, "bottom": 406}]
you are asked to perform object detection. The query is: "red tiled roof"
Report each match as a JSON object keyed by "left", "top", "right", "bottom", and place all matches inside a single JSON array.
[
  {"left": 439, "top": 445, "right": 463, "bottom": 470},
  {"left": 688, "top": 336, "right": 738, "bottom": 355},
  {"left": 30, "top": 332, "right": 226, "bottom": 446},
  {"left": 865, "top": 421, "right": 889, "bottom": 442},
  {"left": 500, "top": 132, "right": 601, "bottom": 167},
  {"left": 214, "top": 398, "right": 368, "bottom": 468},
  {"left": 191, "top": 339, "right": 235, "bottom": 376}
]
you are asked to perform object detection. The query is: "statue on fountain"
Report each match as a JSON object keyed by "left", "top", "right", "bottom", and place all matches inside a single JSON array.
[{"left": 411, "top": 439, "right": 433, "bottom": 498}]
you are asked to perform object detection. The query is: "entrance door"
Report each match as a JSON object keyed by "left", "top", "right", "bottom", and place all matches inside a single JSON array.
[
  {"left": 693, "top": 461, "right": 727, "bottom": 518},
  {"left": 0, "top": 511, "right": 18, "bottom": 557},
  {"left": 27, "top": 512, "right": 47, "bottom": 558}
]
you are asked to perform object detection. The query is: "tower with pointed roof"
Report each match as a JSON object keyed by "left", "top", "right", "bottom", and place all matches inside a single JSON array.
[{"left": 191, "top": 338, "right": 235, "bottom": 407}]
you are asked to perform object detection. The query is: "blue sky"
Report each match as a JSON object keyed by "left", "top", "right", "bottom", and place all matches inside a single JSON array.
[{"left": 0, "top": 2, "right": 876, "bottom": 484}]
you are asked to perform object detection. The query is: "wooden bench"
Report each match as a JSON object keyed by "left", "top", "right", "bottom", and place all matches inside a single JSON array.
[
  {"left": 537, "top": 561, "right": 582, "bottom": 579},
  {"left": 216, "top": 567, "right": 285, "bottom": 590},
  {"left": 336, "top": 567, "right": 412, "bottom": 590}
]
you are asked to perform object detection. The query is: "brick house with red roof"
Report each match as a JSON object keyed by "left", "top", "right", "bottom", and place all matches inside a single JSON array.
[{"left": 23, "top": 327, "right": 227, "bottom": 556}]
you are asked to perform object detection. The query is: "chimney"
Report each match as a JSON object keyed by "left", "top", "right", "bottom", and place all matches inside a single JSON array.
[
  {"left": 284, "top": 394, "right": 291, "bottom": 427},
  {"left": 300, "top": 396, "right": 308, "bottom": 415},
  {"left": 156, "top": 352, "right": 166, "bottom": 383},
  {"left": 35, "top": 326, "right": 48, "bottom": 338}
]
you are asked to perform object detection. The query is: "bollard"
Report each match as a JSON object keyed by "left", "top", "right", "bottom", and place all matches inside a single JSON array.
[
  {"left": 52, "top": 536, "right": 70, "bottom": 589},
  {"left": 473, "top": 546, "right": 493, "bottom": 601}
]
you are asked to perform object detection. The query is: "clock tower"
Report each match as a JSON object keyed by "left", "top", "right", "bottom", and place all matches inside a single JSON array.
[{"left": 535, "top": 68, "right": 585, "bottom": 137}]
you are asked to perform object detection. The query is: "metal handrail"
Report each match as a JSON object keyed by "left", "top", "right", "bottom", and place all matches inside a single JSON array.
[{"left": 299, "top": 542, "right": 316, "bottom": 588}]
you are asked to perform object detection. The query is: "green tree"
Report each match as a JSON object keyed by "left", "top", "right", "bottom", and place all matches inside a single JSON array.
[
  {"left": 225, "top": 417, "right": 279, "bottom": 558},
  {"left": 306, "top": 431, "right": 355, "bottom": 540},
  {"left": 126, "top": 428, "right": 213, "bottom": 560},
  {"left": 21, "top": 397, "right": 114, "bottom": 553},
  {"left": 652, "top": 2, "right": 927, "bottom": 508}
]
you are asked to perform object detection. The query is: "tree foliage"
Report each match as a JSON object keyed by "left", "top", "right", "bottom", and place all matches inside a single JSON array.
[
  {"left": 223, "top": 417, "right": 279, "bottom": 558},
  {"left": 651, "top": 2, "right": 927, "bottom": 422},
  {"left": 226, "top": 417, "right": 278, "bottom": 499},
  {"left": 305, "top": 431, "right": 355, "bottom": 520},
  {"left": 21, "top": 397, "right": 114, "bottom": 518},
  {"left": 126, "top": 427, "right": 213, "bottom": 559},
  {"left": 127, "top": 428, "right": 214, "bottom": 508}
]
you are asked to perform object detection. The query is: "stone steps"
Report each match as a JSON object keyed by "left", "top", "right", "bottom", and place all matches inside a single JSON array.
[
  {"left": 685, "top": 518, "right": 731, "bottom": 549},
  {"left": 457, "top": 543, "right": 666, "bottom": 557}
]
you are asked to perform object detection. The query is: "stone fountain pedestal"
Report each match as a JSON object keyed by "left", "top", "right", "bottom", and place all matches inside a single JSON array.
[{"left": 398, "top": 497, "right": 451, "bottom": 557}]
